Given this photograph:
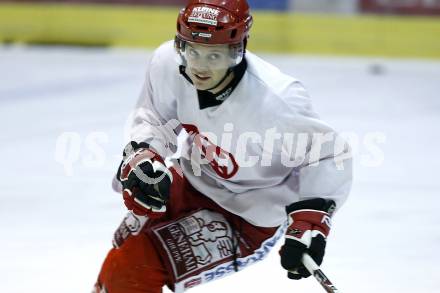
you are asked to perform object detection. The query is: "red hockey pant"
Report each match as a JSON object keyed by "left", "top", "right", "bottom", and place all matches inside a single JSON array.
[{"left": 95, "top": 231, "right": 168, "bottom": 293}]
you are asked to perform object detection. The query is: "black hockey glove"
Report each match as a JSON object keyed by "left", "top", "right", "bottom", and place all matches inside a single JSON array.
[
  {"left": 280, "top": 198, "right": 336, "bottom": 280},
  {"left": 117, "top": 141, "right": 172, "bottom": 219}
]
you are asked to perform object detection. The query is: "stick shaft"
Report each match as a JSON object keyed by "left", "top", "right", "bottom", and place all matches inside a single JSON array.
[{"left": 302, "top": 254, "right": 340, "bottom": 293}]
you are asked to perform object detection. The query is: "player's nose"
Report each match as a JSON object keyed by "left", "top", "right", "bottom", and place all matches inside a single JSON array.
[{"left": 190, "top": 59, "right": 210, "bottom": 72}]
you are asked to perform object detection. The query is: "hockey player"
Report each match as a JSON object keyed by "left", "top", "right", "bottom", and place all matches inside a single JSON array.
[{"left": 94, "top": 0, "right": 352, "bottom": 292}]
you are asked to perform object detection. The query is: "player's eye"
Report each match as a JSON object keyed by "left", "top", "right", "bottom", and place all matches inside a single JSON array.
[
  {"left": 207, "top": 53, "right": 222, "bottom": 62},
  {"left": 188, "top": 48, "right": 199, "bottom": 58}
]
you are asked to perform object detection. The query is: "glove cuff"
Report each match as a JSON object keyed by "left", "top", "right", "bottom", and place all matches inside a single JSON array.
[
  {"left": 285, "top": 198, "right": 336, "bottom": 240},
  {"left": 286, "top": 198, "right": 336, "bottom": 215}
]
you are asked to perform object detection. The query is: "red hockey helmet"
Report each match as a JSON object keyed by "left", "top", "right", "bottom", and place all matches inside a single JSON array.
[
  {"left": 176, "top": 0, "right": 253, "bottom": 45},
  {"left": 175, "top": 0, "right": 253, "bottom": 71}
]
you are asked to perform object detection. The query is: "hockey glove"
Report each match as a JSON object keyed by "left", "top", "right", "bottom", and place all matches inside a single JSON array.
[
  {"left": 117, "top": 141, "right": 172, "bottom": 218},
  {"left": 280, "top": 198, "right": 335, "bottom": 280}
]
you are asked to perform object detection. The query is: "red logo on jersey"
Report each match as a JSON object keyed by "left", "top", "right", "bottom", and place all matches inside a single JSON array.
[{"left": 183, "top": 124, "right": 239, "bottom": 179}]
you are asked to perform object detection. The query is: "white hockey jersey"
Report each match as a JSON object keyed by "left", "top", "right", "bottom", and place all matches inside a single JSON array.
[{"left": 127, "top": 40, "right": 352, "bottom": 227}]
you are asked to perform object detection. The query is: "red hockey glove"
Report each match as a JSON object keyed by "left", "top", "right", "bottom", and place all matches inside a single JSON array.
[
  {"left": 280, "top": 198, "right": 336, "bottom": 280},
  {"left": 117, "top": 141, "right": 172, "bottom": 218}
]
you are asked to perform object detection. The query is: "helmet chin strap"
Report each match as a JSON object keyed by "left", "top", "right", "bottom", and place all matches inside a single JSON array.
[{"left": 204, "top": 67, "right": 234, "bottom": 92}]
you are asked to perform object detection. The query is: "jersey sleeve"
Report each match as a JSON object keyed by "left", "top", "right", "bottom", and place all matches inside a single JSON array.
[
  {"left": 276, "top": 82, "right": 352, "bottom": 210},
  {"left": 129, "top": 45, "right": 181, "bottom": 158}
]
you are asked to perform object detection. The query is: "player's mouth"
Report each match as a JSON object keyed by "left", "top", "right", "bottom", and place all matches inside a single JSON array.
[{"left": 194, "top": 74, "right": 211, "bottom": 81}]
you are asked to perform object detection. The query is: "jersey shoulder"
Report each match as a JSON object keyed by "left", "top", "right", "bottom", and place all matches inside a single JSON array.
[
  {"left": 150, "top": 40, "right": 178, "bottom": 70},
  {"left": 245, "top": 51, "right": 298, "bottom": 91},
  {"left": 147, "top": 40, "right": 185, "bottom": 94},
  {"left": 245, "top": 52, "right": 317, "bottom": 121}
]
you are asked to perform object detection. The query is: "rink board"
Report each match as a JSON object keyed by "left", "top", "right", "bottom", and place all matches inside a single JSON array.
[{"left": 1, "top": 3, "right": 440, "bottom": 58}]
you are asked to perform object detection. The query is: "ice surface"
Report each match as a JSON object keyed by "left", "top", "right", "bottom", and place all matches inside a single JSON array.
[{"left": 1, "top": 45, "right": 439, "bottom": 293}]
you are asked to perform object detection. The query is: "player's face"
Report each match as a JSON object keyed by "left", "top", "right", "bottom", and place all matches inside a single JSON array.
[{"left": 184, "top": 43, "right": 234, "bottom": 90}]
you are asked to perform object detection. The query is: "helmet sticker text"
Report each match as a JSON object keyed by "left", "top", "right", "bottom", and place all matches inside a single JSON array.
[{"left": 188, "top": 7, "right": 220, "bottom": 26}]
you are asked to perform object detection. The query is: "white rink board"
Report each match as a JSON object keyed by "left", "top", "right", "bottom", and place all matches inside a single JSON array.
[{"left": 1, "top": 45, "right": 439, "bottom": 293}]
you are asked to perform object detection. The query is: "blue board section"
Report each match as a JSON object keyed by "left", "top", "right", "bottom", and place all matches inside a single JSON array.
[{"left": 248, "top": 0, "right": 289, "bottom": 11}]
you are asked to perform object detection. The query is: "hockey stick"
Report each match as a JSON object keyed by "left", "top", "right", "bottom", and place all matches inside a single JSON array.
[{"left": 302, "top": 253, "right": 340, "bottom": 293}]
